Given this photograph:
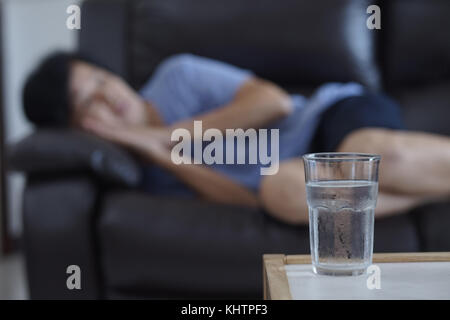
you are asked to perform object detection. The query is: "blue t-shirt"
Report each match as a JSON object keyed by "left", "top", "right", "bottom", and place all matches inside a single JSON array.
[{"left": 139, "top": 54, "right": 364, "bottom": 195}]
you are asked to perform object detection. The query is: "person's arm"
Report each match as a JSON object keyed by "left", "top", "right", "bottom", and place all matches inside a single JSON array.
[
  {"left": 82, "top": 120, "right": 259, "bottom": 207},
  {"left": 151, "top": 148, "right": 259, "bottom": 207},
  {"left": 168, "top": 77, "right": 293, "bottom": 135}
]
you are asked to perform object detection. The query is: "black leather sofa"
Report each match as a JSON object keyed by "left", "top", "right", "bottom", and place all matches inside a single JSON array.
[{"left": 8, "top": 0, "right": 450, "bottom": 299}]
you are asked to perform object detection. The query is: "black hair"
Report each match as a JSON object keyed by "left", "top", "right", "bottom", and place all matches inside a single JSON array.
[{"left": 22, "top": 51, "right": 103, "bottom": 128}]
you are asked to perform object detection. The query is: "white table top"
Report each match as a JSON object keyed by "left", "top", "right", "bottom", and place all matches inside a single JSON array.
[{"left": 286, "top": 262, "right": 450, "bottom": 300}]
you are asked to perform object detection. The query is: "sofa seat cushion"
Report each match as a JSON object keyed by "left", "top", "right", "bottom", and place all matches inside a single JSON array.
[{"left": 98, "top": 192, "right": 419, "bottom": 298}]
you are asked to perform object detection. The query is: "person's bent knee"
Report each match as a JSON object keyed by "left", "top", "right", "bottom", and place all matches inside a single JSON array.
[
  {"left": 337, "top": 128, "right": 402, "bottom": 157},
  {"left": 337, "top": 128, "right": 406, "bottom": 190}
]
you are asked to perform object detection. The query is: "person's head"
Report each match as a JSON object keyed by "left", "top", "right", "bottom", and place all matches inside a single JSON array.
[{"left": 23, "top": 52, "right": 150, "bottom": 129}]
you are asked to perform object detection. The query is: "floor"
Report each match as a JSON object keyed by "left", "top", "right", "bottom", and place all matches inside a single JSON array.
[{"left": 0, "top": 253, "right": 28, "bottom": 300}]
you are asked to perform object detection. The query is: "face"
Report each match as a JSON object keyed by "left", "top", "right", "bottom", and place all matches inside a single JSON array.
[{"left": 69, "top": 61, "right": 148, "bottom": 128}]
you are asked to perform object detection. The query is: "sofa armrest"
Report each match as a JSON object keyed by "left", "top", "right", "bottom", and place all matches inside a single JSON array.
[
  {"left": 8, "top": 129, "right": 142, "bottom": 187},
  {"left": 23, "top": 175, "right": 101, "bottom": 299}
]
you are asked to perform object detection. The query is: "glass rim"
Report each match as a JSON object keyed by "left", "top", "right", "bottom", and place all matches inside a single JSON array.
[{"left": 303, "top": 152, "right": 381, "bottom": 162}]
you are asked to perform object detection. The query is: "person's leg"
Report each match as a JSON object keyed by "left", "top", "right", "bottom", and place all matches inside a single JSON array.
[
  {"left": 259, "top": 92, "right": 450, "bottom": 225},
  {"left": 259, "top": 158, "right": 429, "bottom": 225},
  {"left": 375, "top": 192, "right": 432, "bottom": 219},
  {"left": 336, "top": 128, "right": 450, "bottom": 197},
  {"left": 259, "top": 159, "right": 308, "bottom": 224}
]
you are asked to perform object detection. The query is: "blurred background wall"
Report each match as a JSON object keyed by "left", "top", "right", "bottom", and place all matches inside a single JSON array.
[{"left": 1, "top": 0, "right": 80, "bottom": 242}]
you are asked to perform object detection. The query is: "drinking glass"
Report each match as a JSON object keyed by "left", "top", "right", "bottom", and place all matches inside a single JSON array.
[{"left": 303, "top": 153, "right": 380, "bottom": 276}]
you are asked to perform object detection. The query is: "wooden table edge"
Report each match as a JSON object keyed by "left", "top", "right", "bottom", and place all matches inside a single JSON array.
[
  {"left": 263, "top": 252, "right": 450, "bottom": 300},
  {"left": 285, "top": 252, "right": 450, "bottom": 264},
  {"left": 263, "top": 254, "right": 291, "bottom": 300}
]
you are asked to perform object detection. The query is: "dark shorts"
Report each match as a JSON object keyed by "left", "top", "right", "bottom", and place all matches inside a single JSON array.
[{"left": 309, "top": 92, "right": 406, "bottom": 152}]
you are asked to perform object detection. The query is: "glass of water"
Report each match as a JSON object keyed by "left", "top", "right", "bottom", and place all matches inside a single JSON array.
[{"left": 303, "top": 153, "right": 380, "bottom": 276}]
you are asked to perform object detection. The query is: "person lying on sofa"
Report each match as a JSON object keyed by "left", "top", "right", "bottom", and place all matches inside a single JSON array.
[{"left": 23, "top": 52, "right": 450, "bottom": 224}]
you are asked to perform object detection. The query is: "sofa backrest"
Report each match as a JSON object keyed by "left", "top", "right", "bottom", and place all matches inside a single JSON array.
[
  {"left": 382, "top": 0, "right": 450, "bottom": 89},
  {"left": 80, "top": 0, "right": 380, "bottom": 90},
  {"left": 380, "top": 0, "right": 450, "bottom": 135},
  {"left": 79, "top": 0, "right": 450, "bottom": 135}
]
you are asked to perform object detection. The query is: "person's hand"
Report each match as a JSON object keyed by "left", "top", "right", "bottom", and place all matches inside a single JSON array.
[{"left": 81, "top": 117, "right": 171, "bottom": 161}]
